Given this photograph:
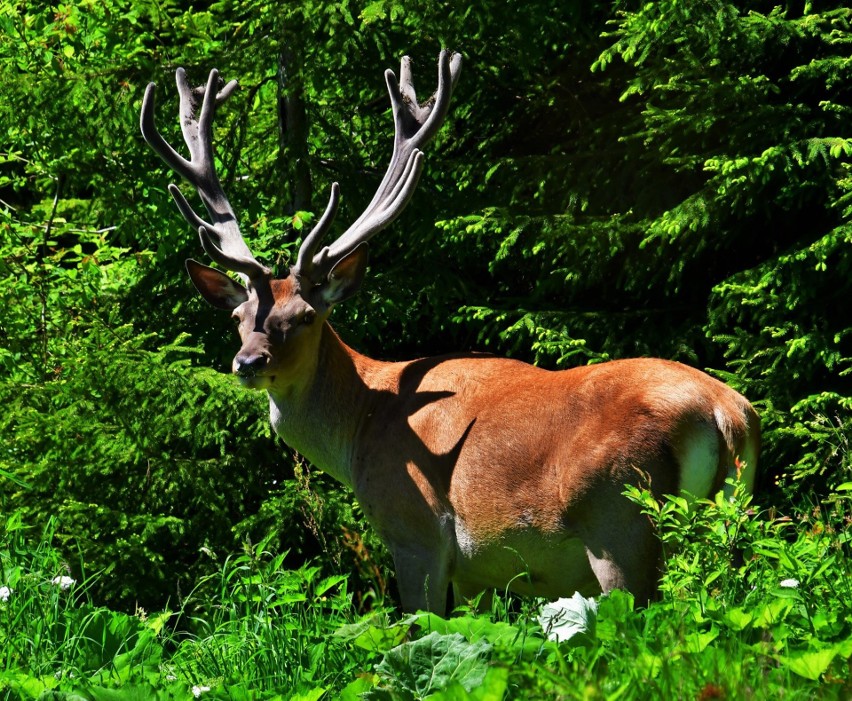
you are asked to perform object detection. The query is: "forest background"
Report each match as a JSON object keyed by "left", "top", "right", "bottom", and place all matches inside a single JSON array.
[{"left": 2, "top": 0, "right": 852, "bottom": 614}]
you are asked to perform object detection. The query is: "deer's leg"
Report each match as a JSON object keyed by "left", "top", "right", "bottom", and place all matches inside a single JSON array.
[
  {"left": 580, "top": 501, "right": 661, "bottom": 606},
  {"left": 391, "top": 543, "right": 450, "bottom": 614}
]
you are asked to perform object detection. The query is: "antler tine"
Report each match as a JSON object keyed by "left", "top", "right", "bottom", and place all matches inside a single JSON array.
[
  {"left": 140, "top": 81, "right": 192, "bottom": 182},
  {"left": 295, "top": 183, "right": 341, "bottom": 273},
  {"left": 294, "top": 51, "right": 461, "bottom": 282},
  {"left": 140, "top": 68, "right": 269, "bottom": 280},
  {"left": 355, "top": 51, "right": 461, "bottom": 228}
]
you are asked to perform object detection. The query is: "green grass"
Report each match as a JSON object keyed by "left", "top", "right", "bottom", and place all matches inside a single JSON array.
[
  {"left": 1, "top": 481, "right": 851, "bottom": 700},
  {"left": 166, "top": 544, "right": 361, "bottom": 697}
]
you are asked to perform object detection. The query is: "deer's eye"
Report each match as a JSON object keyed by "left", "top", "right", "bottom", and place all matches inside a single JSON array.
[{"left": 302, "top": 309, "right": 317, "bottom": 326}]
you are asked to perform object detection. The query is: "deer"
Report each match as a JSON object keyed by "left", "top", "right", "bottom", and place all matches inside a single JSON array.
[{"left": 140, "top": 51, "right": 760, "bottom": 614}]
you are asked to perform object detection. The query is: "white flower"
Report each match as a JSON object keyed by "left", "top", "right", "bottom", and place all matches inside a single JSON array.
[
  {"left": 780, "top": 578, "right": 800, "bottom": 589},
  {"left": 0, "top": 586, "right": 11, "bottom": 602},
  {"left": 51, "top": 576, "right": 76, "bottom": 590},
  {"left": 538, "top": 592, "right": 598, "bottom": 643},
  {"left": 192, "top": 686, "right": 211, "bottom": 698}
]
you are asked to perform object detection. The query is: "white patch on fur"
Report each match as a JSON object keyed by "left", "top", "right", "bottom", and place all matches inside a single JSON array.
[
  {"left": 675, "top": 422, "right": 719, "bottom": 499},
  {"left": 454, "top": 516, "right": 478, "bottom": 558}
]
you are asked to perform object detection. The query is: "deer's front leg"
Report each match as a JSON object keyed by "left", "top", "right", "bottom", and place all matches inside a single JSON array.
[
  {"left": 354, "top": 449, "right": 457, "bottom": 614},
  {"left": 390, "top": 541, "right": 451, "bottom": 614}
]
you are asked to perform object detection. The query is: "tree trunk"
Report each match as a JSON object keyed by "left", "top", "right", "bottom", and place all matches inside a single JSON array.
[{"left": 277, "top": 41, "right": 312, "bottom": 214}]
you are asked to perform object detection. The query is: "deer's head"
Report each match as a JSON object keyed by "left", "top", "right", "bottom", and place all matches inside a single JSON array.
[{"left": 140, "top": 53, "right": 461, "bottom": 390}]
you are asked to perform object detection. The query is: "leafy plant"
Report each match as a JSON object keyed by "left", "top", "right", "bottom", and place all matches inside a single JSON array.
[
  {"left": 167, "top": 537, "right": 365, "bottom": 698},
  {"left": 0, "top": 512, "right": 180, "bottom": 699}
]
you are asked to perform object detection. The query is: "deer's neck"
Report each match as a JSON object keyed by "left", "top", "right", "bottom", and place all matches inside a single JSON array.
[{"left": 266, "top": 322, "right": 385, "bottom": 487}]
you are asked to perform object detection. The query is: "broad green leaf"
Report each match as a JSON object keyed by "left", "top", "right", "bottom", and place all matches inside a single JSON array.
[
  {"left": 374, "top": 632, "right": 492, "bottom": 698},
  {"left": 753, "top": 599, "right": 794, "bottom": 628},
  {"left": 417, "top": 612, "right": 545, "bottom": 656},
  {"left": 424, "top": 666, "right": 510, "bottom": 700},
  {"left": 289, "top": 688, "right": 326, "bottom": 701},
  {"left": 723, "top": 607, "right": 754, "bottom": 631},
  {"left": 777, "top": 647, "right": 837, "bottom": 681},
  {"left": 680, "top": 626, "right": 719, "bottom": 654},
  {"left": 335, "top": 617, "right": 412, "bottom": 653}
]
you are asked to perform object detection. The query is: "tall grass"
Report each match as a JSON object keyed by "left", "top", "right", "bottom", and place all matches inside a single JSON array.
[
  {"left": 167, "top": 540, "right": 366, "bottom": 696},
  {"left": 0, "top": 512, "right": 169, "bottom": 697},
  {"left": 1, "top": 480, "right": 851, "bottom": 699}
]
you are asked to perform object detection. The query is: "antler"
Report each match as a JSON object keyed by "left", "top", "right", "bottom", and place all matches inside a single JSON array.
[
  {"left": 140, "top": 68, "right": 270, "bottom": 280},
  {"left": 294, "top": 50, "right": 462, "bottom": 283}
]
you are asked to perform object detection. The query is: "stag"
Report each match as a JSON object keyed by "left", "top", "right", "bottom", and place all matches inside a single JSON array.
[{"left": 140, "top": 52, "right": 759, "bottom": 613}]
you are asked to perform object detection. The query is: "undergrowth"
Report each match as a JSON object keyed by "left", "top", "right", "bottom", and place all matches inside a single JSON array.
[{"left": 1, "top": 479, "right": 851, "bottom": 700}]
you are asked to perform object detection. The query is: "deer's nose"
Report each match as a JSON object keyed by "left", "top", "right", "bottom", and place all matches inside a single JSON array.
[{"left": 233, "top": 351, "right": 270, "bottom": 377}]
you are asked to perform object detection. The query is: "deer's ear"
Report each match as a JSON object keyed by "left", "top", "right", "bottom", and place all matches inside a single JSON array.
[
  {"left": 319, "top": 243, "right": 369, "bottom": 306},
  {"left": 185, "top": 259, "right": 248, "bottom": 310}
]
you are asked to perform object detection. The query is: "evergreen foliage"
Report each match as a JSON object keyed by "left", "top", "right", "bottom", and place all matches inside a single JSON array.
[{"left": 2, "top": 0, "right": 852, "bottom": 616}]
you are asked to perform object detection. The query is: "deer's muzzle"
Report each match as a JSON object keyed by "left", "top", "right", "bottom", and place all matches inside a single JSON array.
[{"left": 233, "top": 350, "right": 271, "bottom": 377}]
